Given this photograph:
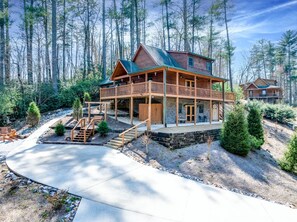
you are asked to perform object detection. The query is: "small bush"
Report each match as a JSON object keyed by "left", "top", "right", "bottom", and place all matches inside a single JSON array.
[
  {"left": 246, "top": 101, "right": 296, "bottom": 124},
  {"left": 247, "top": 107, "right": 264, "bottom": 148},
  {"left": 97, "top": 121, "right": 109, "bottom": 136},
  {"left": 248, "top": 135, "right": 263, "bottom": 150},
  {"left": 72, "top": 98, "right": 83, "bottom": 121},
  {"left": 55, "top": 122, "right": 65, "bottom": 136},
  {"left": 26, "top": 102, "right": 41, "bottom": 126},
  {"left": 279, "top": 132, "right": 297, "bottom": 174},
  {"left": 83, "top": 92, "right": 91, "bottom": 103},
  {"left": 220, "top": 105, "right": 251, "bottom": 156},
  {"left": 47, "top": 190, "right": 68, "bottom": 211}
]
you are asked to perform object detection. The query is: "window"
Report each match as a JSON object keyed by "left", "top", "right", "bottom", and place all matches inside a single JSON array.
[
  {"left": 262, "top": 89, "right": 267, "bottom": 96},
  {"left": 179, "top": 103, "right": 182, "bottom": 114},
  {"left": 188, "top": 57, "right": 194, "bottom": 66},
  {"left": 206, "top": 62, "right": 212, "bottom": 73},
  {"left": 198, "top": 104, "right": 204, "bottom": 114}
]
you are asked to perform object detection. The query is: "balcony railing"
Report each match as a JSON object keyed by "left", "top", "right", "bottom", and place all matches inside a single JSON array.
[
  {"left": 101, "top": 81, "right": 235, "bottom": 101},
  {"left": 249, "top": 93, "right": 282, "bottom": 98}
]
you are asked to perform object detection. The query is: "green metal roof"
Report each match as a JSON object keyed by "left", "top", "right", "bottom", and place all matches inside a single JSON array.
[
  {"left": 99, "top": 78, "right": 113, "bottom": 86},
  {"left": 119, "top": 59, "right": 140, "bottom": 73},
  {"left": 141, "top": 45, "right": 182, "bottom": 68}
]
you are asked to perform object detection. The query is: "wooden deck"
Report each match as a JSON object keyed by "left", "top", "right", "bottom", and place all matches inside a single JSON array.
[
  {"left": 100, "top": 81, "right": 235, "bottom": 101},
  {"left": 154, "top": 123, "right": 222, "bottom": 134}
]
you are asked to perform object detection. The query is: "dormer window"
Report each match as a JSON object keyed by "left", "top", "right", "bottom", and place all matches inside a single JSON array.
[
  {"left": 206, "top": 62, "right": 212, "bottom": 73},
  {"left": 188, "top": 57, "right": 194, "bottom": 67}
]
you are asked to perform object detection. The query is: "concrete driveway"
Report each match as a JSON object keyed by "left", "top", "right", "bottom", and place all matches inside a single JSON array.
[{"left": 6, "top": 118, "right": 297, "bottom": 222}]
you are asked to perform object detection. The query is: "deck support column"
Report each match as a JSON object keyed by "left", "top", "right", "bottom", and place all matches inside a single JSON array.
[
  {"left": 104, "top": 103, "right": 107, "bottom": 121},
  {"left": 130, "top": 97, "right": 133, "bottom": 125},
  {"left": 194, "top": 76, "right": 197, "bottom": 125},
  {"left": 176, "top": 97, "right": 179, "bottom": 126},
  {"left": 115, "top": 98, "right": 118, "bottom": 120},
  {"left": 88, "top": 102, "right": 91, "bottom": 122},
  {"left": 163, "top": 69, "right": 167, "bottom": 127},
  {"left": 222, "top": 82, "right": 225, "bottom": 122},
  {"left": 148, "top": 80, "right": 152, "bottom": 131},
  {"left": 176, "top": 72, "right": 179, "bottom": 126},
  {"left": 209, "top": 79, "right": 212, "bottom": 124}
]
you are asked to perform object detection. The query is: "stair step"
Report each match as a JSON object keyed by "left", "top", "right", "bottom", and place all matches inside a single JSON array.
[
  {"left": 108, "top": 140, "right": 124, "bottom": 145},
  {"left": 113, "top": 138, "right": 133, "bottom": 142},
  {"left": 105, "top": 144, "right": 120, "bottom": 149}
]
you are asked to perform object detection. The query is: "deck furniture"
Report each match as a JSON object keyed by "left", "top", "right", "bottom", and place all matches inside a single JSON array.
[{"left": 0, "top": 127, "right": 13, "bottom": 142}]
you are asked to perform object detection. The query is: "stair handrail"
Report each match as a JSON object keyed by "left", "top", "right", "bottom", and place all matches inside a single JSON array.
[
  {"left": 71, "top": 117, "right": 87, "bottom": 141},
  {"left": 83, "top": 116, "right": 103, "bottom": 143},
  {"left": 119, "top": 118, "right": 149, "bottom": 146}
]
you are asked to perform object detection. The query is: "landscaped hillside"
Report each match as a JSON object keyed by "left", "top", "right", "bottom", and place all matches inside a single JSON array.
[{"left": 123, "top": 119, "right": 297, "bottom": 208}]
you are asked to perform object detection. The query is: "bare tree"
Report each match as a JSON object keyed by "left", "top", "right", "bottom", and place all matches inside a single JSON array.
[{"left": 52, "top": 0, "right": 58, "bottom": 93}]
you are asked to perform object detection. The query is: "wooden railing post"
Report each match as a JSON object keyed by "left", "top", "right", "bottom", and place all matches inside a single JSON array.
[
  {"left": 122, "top": 134, "right": 124, "bottom": 146},
  {"left": 148, "top": 80, "right": 152, "bottom": 131},
  {"left": 135, "top": 127, "right": 138, "bottom": 138}
]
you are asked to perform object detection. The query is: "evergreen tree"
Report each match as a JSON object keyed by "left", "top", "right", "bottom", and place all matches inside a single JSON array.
[
  {"left": 280, "top": 132, "right": 297, "bottom": 174},
  {"left": 247, "top": 107, "right": 264, "bottom": 148},
  {"left": 26, "top": 102, "right": 41, "bottom": 126},
  {"left": 72, "top": 98, "right": 83, "bottom": 121},
  {"left": 220, "top": 105, "right": 250, "bottom": 156}
]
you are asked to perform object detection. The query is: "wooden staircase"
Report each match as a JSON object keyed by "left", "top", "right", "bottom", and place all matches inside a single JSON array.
[
  {"left": 72, "top": 128, "right": 93, "bottom": 142},
  {"left": 105, "top": 119, "right": 149, "bottom": 149}
]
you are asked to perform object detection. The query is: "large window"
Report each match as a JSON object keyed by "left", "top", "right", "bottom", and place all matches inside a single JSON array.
[
  {"left": 262, "top": 89, "right": 267, "bottom": 96},
  {"left": 188, "top": 57, "right": 194, "bottom": 66}
]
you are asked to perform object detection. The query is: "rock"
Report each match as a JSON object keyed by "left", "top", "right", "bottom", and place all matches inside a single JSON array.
[
  {"left": 11, "top": 174, "right": 18, "bottom": 181},
  {"left": 42, "top": 189, "right": 49, "bottom": 194},
  {"left": 50, "top": 191, "right": 55, "bottom": 197}
]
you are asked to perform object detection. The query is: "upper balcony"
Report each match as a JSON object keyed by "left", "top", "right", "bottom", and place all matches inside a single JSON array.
[{"left": 100, "top": 81, "right": 235, "bottom": 101}]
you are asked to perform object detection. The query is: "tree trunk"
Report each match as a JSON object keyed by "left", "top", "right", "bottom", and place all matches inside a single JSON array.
[
  {"left": 113, "top": 0, "right": 123, "bottom": 59},
  {"left": 26, "top": 0, "right": 34, "bottom": 84},
  {"left": 4, "top": 0, "right": 9, "bottom": 82},
  {"left": 183, "top": 0, "right": 189, "bottom": 51},
  {"left": 102, "top": 0, "right": 106, "bottom": 80},
  {"left": 130, "top": 0, "right": 135, "bottom": 59},
  {"left": 52, "top": 0, "right": 58, "bottom": 93},
  {"left": 223, "top": 0, "right": 233, "bottom": 91},
  {"left": 0, "top": 0, "right": 4, "bottom": 85},
  {"left": 62, "top": 0, "right": 66, "bottom": 81},
  {"left": 165, "top": 0, "right": 170, "bottom": 50},
  {"left": 134, "top": 0, "right": 140, "bottom": 47},
  {"left": 43, "top": 0, "right": 51, "bottom": 82}
]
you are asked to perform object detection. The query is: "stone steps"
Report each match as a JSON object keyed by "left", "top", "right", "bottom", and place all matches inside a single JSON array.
[{"left": 106, "top": 129, "right": 144, "bottom": 149}]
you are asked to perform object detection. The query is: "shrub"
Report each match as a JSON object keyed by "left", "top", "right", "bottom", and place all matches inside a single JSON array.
[
  {"left": 72, "top": 98, "right": 83, "bottom": 121},
  {"left": 247, "top": 107, "right": 264, "bottom": 148},
  {"left": 220, "top": 105, "right": 251, "bottom": 156},
  {"left": 83, "top": 92, "right": 91, "bottom": 103},
  {"left": 279, "top": 132, "right": 297, "bottom": 174},
  {"left": 97, "top": 121, "right": 109, "bottom": 136},
  {"left": 55, "top": 122, "right": 65, "bottom": 136},
  {"left": 26, "top": 102, "right": 41, "bottom": 126},
  {"left": 248, "top": 135, "right": 263, "bottom": 150},
  {"left": 246, "top": 101, "right": 296, "bottom": 124}
]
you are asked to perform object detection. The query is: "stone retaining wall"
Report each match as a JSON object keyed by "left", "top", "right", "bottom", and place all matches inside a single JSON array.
[{"left": 150, "top": 128, "right": 221, "bottom": 150}]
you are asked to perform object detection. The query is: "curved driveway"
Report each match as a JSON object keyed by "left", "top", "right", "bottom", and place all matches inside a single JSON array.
[{"left": 6, "top": 118, "right": 297, "bottom": 222}]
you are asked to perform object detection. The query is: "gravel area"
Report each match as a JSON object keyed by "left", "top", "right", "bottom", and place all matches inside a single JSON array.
[
  {"left": 0, "top": 158, "right": 81, "bottom": 222},
  {"left": 122, "top": 120, "right": 297, "bottom": 209}
]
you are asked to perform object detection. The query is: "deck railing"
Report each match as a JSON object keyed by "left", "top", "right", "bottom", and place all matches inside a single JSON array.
[{"left": 101, "top": 81, "right": 235, "bottom": 101}]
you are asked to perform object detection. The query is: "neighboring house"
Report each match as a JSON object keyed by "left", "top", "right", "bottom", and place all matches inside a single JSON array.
[
  {"left": 240, "top": 78, "right": 283, "bottom": 103},
  {"left": 100, "top": 44, "right": 235, "bottom": 129}
]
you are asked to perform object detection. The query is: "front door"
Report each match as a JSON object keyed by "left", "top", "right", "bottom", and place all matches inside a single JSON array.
[
  {"left": 212, "top": 103, "right": 219, "bottom": 121},
  {"left": 186, "top": 105, "right": 195, "bottom": 122}
]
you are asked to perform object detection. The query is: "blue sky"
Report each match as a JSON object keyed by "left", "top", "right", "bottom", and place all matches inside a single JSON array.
[{"left": 229, "top": 0, "right": 297, "bottom": 70}]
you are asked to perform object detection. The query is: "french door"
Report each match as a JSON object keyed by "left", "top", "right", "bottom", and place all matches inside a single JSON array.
[{"left": 186, "top": 105, "right": 195, "bottom": 122}]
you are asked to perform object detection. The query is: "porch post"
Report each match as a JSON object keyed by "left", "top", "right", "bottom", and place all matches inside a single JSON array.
[
  {"left": 104, "top": 103, "right": 107, "bottom": 121},
  {"left": 222, "top": 81, "right": 225, "bottom": 122},
  {"left": 148, "top": 80, "right": 152, "bottom": 131},
  {"left": 115, "top": 98, "right": 118, "bottom": 120},
  {"left": 88, "top": 102, "right": 91, "bottom": 122},
  {"left": 130, "top": 97, "right": 133, "bottom": 125},
  {"left": 194, "top": 76, "right": 197, "bottom": 125},
  {"left": 163, "top": 68, "right": 167, "bottom": 127},
  {"left": 209, "top": 79, "right": 213, "bottom": 124},
  {"left": 176, "top": 72, "right": 179, "bottom": 126}
]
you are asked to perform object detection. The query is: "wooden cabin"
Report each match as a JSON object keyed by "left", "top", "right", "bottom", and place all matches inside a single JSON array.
[
  {"left": 100, "top": 44, "right": 235, "bottom": 129},
  {"left": 240, "top": 78, "right": 283, "bottom": 103}
]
